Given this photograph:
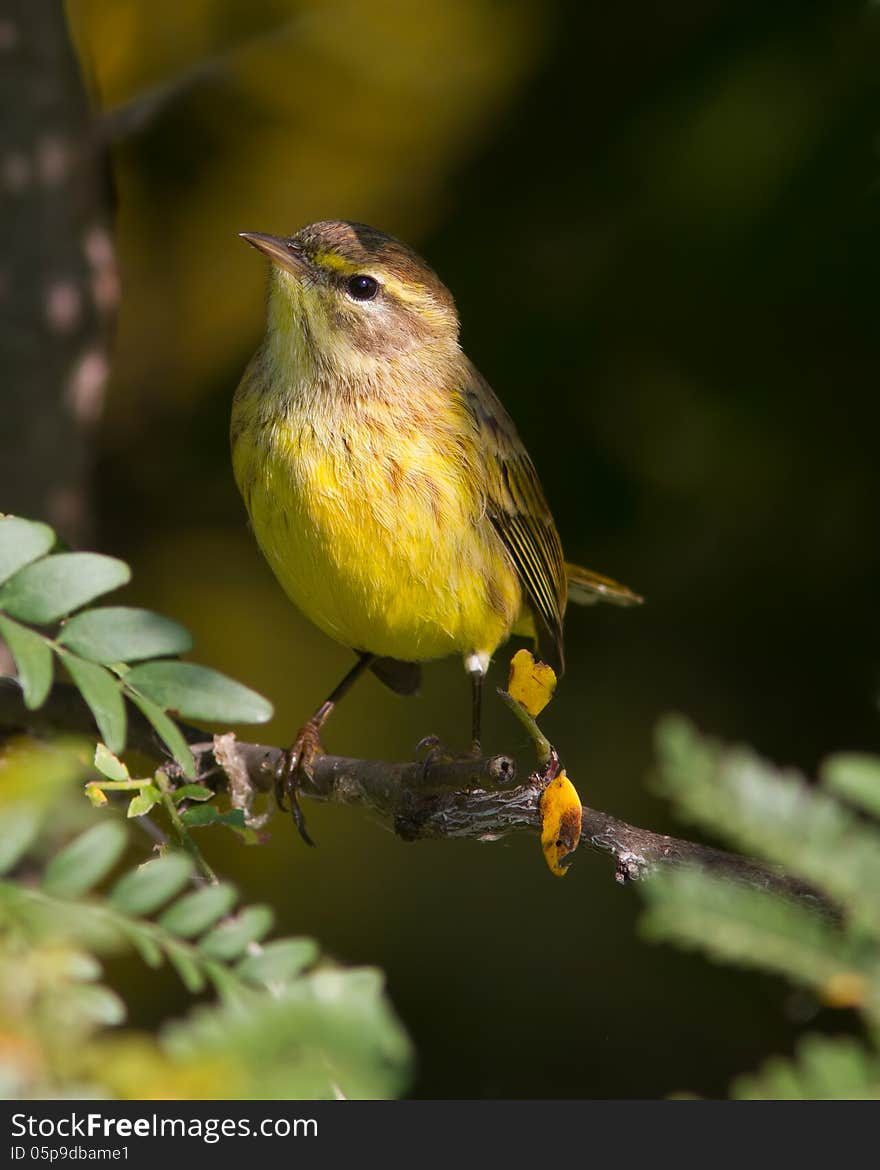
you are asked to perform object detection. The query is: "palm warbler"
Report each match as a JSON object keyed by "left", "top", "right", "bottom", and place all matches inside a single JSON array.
[{"left": 233, "top": 220, "right": 640, "bottom": 839}]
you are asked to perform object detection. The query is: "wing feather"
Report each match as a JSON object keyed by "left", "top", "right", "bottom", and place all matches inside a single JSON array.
[
  {"left": 565, "top": 563, "right": 643, "bottom": 607},
  {"left": 460, "top": 367, "right": 567, "bottom": 673}
]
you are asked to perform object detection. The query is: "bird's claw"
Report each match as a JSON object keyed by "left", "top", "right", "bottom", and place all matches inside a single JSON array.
[
  {"left": 276, "top": 723, "right": 323, "bottom": 846},
  {"left": 415, "top": 734, "right": 460, "bottom": 767},
  {"left": 416, "top": 734, "right": 445, "bottom": 758},
  {"left": 415, "top": 734, "right": 483, "bottom": 767}
]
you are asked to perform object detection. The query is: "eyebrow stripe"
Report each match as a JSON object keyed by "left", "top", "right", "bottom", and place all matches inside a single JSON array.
[{"left": 312, "top": 250, "right": 358, "bottom": 274}]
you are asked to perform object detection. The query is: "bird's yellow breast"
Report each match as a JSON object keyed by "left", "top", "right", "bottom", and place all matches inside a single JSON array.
[{"left": 231, "top": 358, "right": 526, "bottom": 663}]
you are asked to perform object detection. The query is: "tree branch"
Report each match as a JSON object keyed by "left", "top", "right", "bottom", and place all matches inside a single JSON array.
[{"left": 0, "top": 678, "right": 823, "bottom": 906}]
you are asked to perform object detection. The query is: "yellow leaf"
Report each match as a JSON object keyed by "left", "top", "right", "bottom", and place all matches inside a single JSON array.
[
  {"left": 85, "top": 783, "right": 108, "bottom": 807},
  {"left": 507, "top": 649, "right": 557, "bottom": 717},
  {"left": 822, "top": 972, "right": 865, "bottom": 1008},
  {"left": 540, "top": 769, "right": 582, "bottom": 877}
]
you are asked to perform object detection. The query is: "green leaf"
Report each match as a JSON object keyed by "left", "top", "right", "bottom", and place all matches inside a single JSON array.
[
  {"left": 216, "top": 809, "right": 246, "bottom": 830},
  {"left": 180, "top": 804, "right": 219, "bottom": 828},
  {"left": 0, "top": 552, "right": 130, "bottom": 623},
  {"left": 57, "top": 606, "right": 193, "bottom": 664},
  {"left": 201, "top": 962, "right": 243, "bottom": 1003},
  {"left": 124, "top": 688, "right": 196, "bottom": 779},
  {"left": 0, "top": 516, "right": 55, "bottom": 585},
  {"left": 0, "top": 614, "right": 53, "bottom": 708},
  {"left": 108, "top": 853, "right": 193, "bottom": 915},
  {"left": 124, "top": 661, "right": 273, "bottom": 724},
  {"left": 734, "top": 1035, "right": 880, "bottom": 1100},
  {"left": 0, "top": 741, "right": 85, "bottom": 841},
  {"left": 0, "top": 806, "right": 42, "bottom": 875},
  {"left": 821, "top": 753, "right": 880, "bottom": 819},
  {"left": 198, "top": 904, "right": 274, "bottom": 961},
  {"left": 42, "top": 821, "right": 128, "bottom": 898},
  {"left": 127, "top": 785, "right": 161, "bottom": 818},
  {"left": 94, "top": 743, "right": 129, "bottom": 782},
  {"left": 172, "top": 785, "right": 214, "bottom": 803},
  {"left": 237, "top": 938, "right": 319, "bottom": 986},
  {"left": 64, "top": 983, "right": 127, "bottom": 1028},
  {"left": 57, "top": 950, "right": 102, "bottom": 982},
  {"left": 119, "top": 923, "right": 164, "bottom": 968},
  {"left": 164, "top": 964, "right": 413, "bottom": 1100},
  {"left": 164, "top": 940, "right": 207, "bottom": 993},
  {"left": 654, "top": 717, "right": 880, "bottom": 936},
  {"left": 59, "top": 650, "right": 126, "bottom": 754},
  {"left": 157, "top": 883, "right": 237, "bottom": 938},
  {"left": 640, "top": 867, "right": 868, "bottom": 997}
]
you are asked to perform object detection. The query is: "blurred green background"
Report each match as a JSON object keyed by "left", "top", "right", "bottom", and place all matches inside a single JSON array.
[{"left": 59, "top": 0, "right": 879, "bottom": 1096}]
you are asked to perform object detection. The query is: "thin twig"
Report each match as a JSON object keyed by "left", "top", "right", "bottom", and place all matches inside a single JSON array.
[
  {"left": 154, "top": 769, "right": 217, "bottom": 884},
  {"left": 497, "top": 687, "right": 553, "bottom": 765}
]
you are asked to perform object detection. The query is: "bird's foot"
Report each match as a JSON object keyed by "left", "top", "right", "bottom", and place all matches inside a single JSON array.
[
  {"left": 276, "top": 722, "right": 323, "bottom": 846},
  {"left": 416, "top": 734, "right": 483, "bottom": 765},
  {"left": 415, "top": 734, "right": 447, "bottom": 762}
]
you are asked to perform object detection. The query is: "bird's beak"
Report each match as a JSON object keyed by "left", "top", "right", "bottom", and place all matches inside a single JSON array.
[{"left": 238, "top": 231, "right": 308, "bottom": 277}]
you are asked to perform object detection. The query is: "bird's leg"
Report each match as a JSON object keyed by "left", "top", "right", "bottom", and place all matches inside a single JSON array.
[
  {"left": 470, "top": 672, "right": 483, "bottom": 754},
  {"left": 279, "top": 652, "right": 375, "bottom": 844},
  {"left": 416, "top": 652, "right": 489, "bottom": 766},
  {"left": 466, "top": 651, "right": 490, "bottom": 756}
]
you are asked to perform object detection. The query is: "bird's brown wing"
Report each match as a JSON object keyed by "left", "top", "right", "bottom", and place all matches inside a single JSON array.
[{"left": 460, "top": 366, "right": 567, "bottom": 674}]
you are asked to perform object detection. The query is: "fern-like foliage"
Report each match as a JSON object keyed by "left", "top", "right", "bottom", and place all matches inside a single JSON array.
[
  {"left": 733, "top": 1035, "right": 880, "bottom": 1100},
  {"left": 0, "top": 514, "right": 272, "bottom": 777},
  {"left": 0, "top": 738, "right": 412, "bottom": 1100},
  {"left": 642, "top": 717, "right": 880, "bottom": 1099},
  {"left": 0, "top": 514, "right": 412, "bottom": 1099}
]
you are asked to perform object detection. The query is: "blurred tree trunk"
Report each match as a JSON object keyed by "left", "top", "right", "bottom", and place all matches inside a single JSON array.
[{"left": 0, "top": 0, "right": 116, "bottom": 547}]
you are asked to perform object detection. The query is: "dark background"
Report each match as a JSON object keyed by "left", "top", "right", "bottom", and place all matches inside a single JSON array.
[{"left": 49, "top": 0, "right": 880, "bottom": 1096}]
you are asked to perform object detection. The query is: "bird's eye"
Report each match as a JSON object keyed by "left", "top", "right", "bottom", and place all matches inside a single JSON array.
[{"left": 346, "top": 274, "right": 379, "bottom": 301}]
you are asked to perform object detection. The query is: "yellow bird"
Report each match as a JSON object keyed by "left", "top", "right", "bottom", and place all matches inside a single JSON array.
[{"left": 232, "top": 221, "right": 640, "bottom": 840}]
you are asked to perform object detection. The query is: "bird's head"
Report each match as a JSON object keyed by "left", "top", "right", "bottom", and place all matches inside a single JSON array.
[{"left": 240, "top": 220, "right": 460, "bottom": 380}]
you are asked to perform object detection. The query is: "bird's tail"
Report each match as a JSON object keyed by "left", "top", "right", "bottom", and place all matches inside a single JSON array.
[{"left": 565, "top": 562, "right": 643, "bottom": 608}]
